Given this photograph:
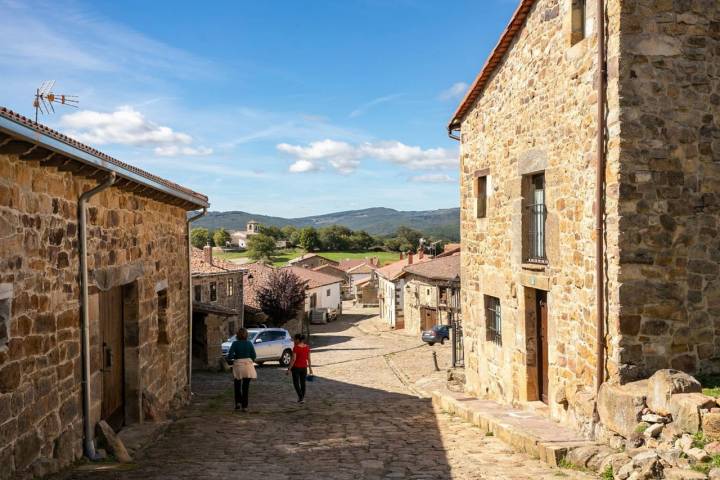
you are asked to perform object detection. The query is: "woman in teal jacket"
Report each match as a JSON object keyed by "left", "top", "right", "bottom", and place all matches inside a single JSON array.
[{"left": 226, "top": 328, "right": 257, "bottom": 411}]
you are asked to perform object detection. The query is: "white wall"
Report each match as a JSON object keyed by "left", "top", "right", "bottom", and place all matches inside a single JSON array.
[
  {"left": 306, "top": 282, "right": 342, "bottom": 311},
  {"left": 378, "top": 276, "right": 396, "bottom": 326}
]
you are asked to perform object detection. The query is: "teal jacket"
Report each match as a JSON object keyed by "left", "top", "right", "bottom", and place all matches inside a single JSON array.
[{"left": 227, "top": 340, "right": 256, "bottom": 362}]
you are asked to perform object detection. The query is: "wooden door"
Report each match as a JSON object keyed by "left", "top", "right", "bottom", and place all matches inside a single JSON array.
[
  {"left": 421, "top": 307, "right": 438, "bottom": 330},
  {"left": 536, "top": 291, "right": 549, "bottom": 404},
  {"left": 100, "top": 287, "right": 125, "bottom": 429}
]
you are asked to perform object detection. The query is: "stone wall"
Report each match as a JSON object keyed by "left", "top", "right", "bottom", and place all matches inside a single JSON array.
[
  {"left": 403, "top": 277, "right": 452, "bottom": 334},
  {"left": 193, "top": 272, "right": 244, "bottom": 314},
  {"left": 0, "top": 152, "right": 192, "bottom": 478},
  {"left": 614, "top": 0, "right": 720, "bottom": 380},
  {"left": 458, "top": 0, "right": 623, "bottom": 434}
]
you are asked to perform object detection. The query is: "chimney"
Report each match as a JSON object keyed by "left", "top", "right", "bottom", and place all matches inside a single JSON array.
[
  {"left": 408, "top": 253, "right": 414, "bottom": 265},
  {"left": 399, "top": 252, "right": 404, "bottom": 260},
  {"left": 203, "top": 241, "right": 213, "bottom": 265}
]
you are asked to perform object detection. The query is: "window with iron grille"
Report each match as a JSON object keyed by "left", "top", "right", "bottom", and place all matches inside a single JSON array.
[
  {"left": 485, "top": 295, "right": 501, "bottom": 345},
  {"left": 228, "top": 278, "right": 234, "bottom": 296},
  {"left": 210, "top": 282, "right": 217, "bottom": 302},
  {"left": 523, "top": 173, "right": 547, "bottom": 264}
]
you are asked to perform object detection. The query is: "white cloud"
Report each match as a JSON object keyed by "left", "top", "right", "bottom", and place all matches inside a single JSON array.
[
  {"left": 277, "top": 139, "right": 457, "bottom": 174},
  {"left": 60, "top": 106, "right": 212, "bottom": 156},
  {"left": 349, "top": 94, "right": 403, "bottom": 118},
  {"left": 409, "top": 174, "right": 456, "bottom": 183},
  {"left": 439, "top": 82, "right": 469, "bottom": 100}
]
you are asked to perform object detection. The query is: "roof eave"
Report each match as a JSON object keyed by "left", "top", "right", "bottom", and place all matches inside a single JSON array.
[{"left": 0, "top": 114, "right": 210, "bottom": 209}]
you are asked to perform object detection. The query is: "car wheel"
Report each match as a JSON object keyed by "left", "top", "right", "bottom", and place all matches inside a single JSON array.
[
  {"left": 428, "top": 342, "right": 435, "bottom": 346},
  {"left": 440, "top": 338, "right": 445, "bottom": 345},
  {"left": 279, "top": 349, "right": 293, "bottom": 367}
]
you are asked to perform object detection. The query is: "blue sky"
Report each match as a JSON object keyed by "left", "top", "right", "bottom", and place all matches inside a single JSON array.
[{"left": 1, "top": 0, "right": 517, "bottom": 217}]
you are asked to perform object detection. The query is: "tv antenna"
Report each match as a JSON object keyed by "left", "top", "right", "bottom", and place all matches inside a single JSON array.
[{"left": 33, "top": 81, "right": 79, "bottom": 122}]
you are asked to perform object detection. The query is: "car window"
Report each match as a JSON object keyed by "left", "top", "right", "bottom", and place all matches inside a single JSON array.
[
  {"left": 257, "top": 332, "right": 273, "bottom": 342},
  {"left": 271, "top": 331, "right": 286, "bottom": 341},
  {"left": 248, "top": 332, "right": 258, "bottom": 341},
  {"left": 226, "top": 335, "right": 236, "bottom": 342}
]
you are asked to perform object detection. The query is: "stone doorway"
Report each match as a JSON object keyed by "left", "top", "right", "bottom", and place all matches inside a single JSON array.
[
  {"left": 523, "top": 286, "right": 549, "bottom": 403},
  {"left": 192, "top": 312, "right": 208, "bottom": 370}
]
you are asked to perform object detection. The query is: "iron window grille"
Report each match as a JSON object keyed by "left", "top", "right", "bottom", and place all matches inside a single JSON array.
[
  {"left": 524, "top": 203, "right": 548, "bottom": 264},
  {"left": 485, "top": 295, "right": 502, "bottom": 345}
]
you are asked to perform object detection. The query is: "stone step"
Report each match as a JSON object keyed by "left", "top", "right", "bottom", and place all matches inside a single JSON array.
[{"left": 429, "top": 384, "right": 598, "bottom": 467}]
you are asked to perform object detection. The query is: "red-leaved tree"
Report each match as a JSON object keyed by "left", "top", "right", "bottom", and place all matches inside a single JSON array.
[{"left": 255, "top": 269, "right": 306, "bottom": 327}]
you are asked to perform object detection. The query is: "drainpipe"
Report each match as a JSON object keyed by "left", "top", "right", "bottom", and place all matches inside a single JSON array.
[
  {"left": 595, "top": 0, "right": 607, "bottom": 392},
  {"left": 186, "top": 208, "right": 206, "bottom": 395},
  {"left": 79, "top": 172, "right": 116, "bottom": 460}
]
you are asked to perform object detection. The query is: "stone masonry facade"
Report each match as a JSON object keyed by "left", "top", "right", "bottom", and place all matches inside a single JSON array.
[
  {"left": 458, "top": 0, "right": 720, "bottom": 436},
  {"left": 0, "top": 151, "right": 194, "bottom": 478}
]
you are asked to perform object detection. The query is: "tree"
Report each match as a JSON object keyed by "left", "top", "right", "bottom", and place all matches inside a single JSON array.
[
  {"left": 258, "top": 224, "right": 284, "bottom": 240},
  {"left": 281, "top": 225, "right": 297, "bottom": 243},
  {"left": 190, "top": 228, "right": 210, "bottom": 248},
  {"left": 318, "top": 225, "right": 351, "bottom": 251},
  {"left": 255, "top": 269, "right": 307, "bottom": 327},
  {"left": 349, "top": 230, "right": 375, "bottom": 250},
  {"left": 246, "top": 233, "right": 277, "bottom": 262},
  {"left": 394, "top": 226, "right": 423, "bottom": 250},
  {"left": 298, "top": 227, "right": 320, "bottom": 251},
  {"left": 212, "top": 228, "right": 231, "bottom": 248}
]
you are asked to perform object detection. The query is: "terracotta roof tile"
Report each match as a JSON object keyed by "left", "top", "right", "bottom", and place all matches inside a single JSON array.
[
  {"left": 190, "top": 248, "right": 245, "bottom": 275},
  {"left": 376, "top": 254, "right": 432, "bottom": 281},
  {"left": 283, "top": 266, "right": 343, "bottom": 289},
  {"left": 403, "top": 254, "right": 461, "bottom": 282},
  {"left": 0, "top": 107, "right": 208, "bottom": 207},
  {"left": 242, "top": 262, "right": 276, "bottom": 311}
]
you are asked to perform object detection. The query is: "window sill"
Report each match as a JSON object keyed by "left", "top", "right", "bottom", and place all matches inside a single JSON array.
[{"left": 521, "top": 263, "right": 547, "bottom": 272}]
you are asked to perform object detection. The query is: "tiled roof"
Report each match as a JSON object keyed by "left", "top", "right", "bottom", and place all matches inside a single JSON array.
[
  {"left": 403, "top": 254, "right": 461, "bottom": 282},
  {"left": 284, "top": 266, "right": 342, "bottom": 289},
  {"left": 0, "top": 107, "right": 209, "bottom": 207},
  {"left": 312, "top": 264, "right": 349, "bottom": 280},
  {"left": 190, "top": 248, "right": 245, "bottom": 275},
  {"left": 436, "top": 243, "right": 461, "bottom": 258},
  {"left": 448, "top": 0, "right": 536, "bottom": 132},
  {"left": 288, "top": 253, "right": 338, "bottom": 265},
  {"left": 376, "top": 254, "right": 431, "bottom": 281},
  {"left": 346, "top": 263, "right": 376, "bottom": 275},
  {"left": 242, "top": 262, "right": 276, "bottom": 311}
]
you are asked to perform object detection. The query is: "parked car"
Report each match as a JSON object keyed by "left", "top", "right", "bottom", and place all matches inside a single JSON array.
[
  {"left": 421, "top": 325, "right": 449, "bottom": 346},
  {"left": 222, "top": 328, "right": 294, "bottom": 366}
]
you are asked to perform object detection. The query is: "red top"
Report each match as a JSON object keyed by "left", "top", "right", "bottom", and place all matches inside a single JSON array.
[{"left": 293, "top": 344, "right": 310, "bottom": 368}]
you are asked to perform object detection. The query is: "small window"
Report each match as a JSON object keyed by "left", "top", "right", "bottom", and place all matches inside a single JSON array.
[
  {"left": 194, "top": 285, "right": 201, "bottom": 302},
  {"left": 210, "top": 282, "right": 217, "bottom": 302},
  {"left": 476, "top": 176, "right": 488, "bottom": 218},
  {"left": 228, "top": 278, "right": 234, "bottom": 297},
  {"left": 571, "top": 0, "right": 586, "bottom": 45},
  {"left": 0, "top": 298, "right": 10, "bottom": 349},
  {"left": 157, "top": 289, "right": 169, "bottom": 344},
  {"left": 485, "top": 295, "right": 502, "bottom": 345},
  {"left": 326, "top": 288, "right": 331, "bottom": 297}
]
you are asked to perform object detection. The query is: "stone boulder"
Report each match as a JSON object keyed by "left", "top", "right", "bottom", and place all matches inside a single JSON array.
[
  {"left": 669, "top": 393, "right": 717, "bottom": 434},
  {"left": 703, "top": 412, "right": 720, "bottom": 441},
  {"left": 647, "top": 370, "right": 702, "bottom": 415},
  {"left": 96, "top": 420, "right": 132, "bottom": 463},
  {"left": 598, "top": 380, "right": 648, "bottom": 438},
  {"left": 664, "top": 468, "right": 710, "bottom": 480},
  {"left": 709, "top": 468, "right": 720, "bottom": 480}
]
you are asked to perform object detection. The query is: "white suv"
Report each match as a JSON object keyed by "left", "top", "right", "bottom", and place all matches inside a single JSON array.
[{"left": 222, "top": 328, "right": 294, "bottom": 367}]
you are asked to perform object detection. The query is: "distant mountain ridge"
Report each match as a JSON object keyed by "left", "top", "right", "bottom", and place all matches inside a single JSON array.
[{"left": 192, "top": 207, "right": 460, "bottom": 240}]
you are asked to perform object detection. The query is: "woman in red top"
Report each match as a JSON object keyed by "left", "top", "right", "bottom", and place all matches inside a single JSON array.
[{"left": 287, "top": 334, "right": 312, "bottom": 403}]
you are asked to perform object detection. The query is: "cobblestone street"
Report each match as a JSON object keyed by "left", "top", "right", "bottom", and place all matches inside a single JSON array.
[{"left": 54, "top": 306, "right": 592, "bottom": 480}]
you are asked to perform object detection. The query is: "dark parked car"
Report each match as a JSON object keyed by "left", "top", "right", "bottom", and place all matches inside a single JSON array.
[{"left": 422, "top": 325, "right": 449, "bottom": 346}]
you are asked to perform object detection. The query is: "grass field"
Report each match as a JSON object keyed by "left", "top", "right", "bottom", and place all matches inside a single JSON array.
[{"left": 213, "top": 248, "right": 400, "bottom": 267}]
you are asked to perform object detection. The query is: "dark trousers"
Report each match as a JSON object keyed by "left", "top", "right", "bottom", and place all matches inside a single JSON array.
[
  {"left": 291, "top": 367, "right": 307, "bottom": 400},
  {"left": 233, "top": 378, "right": 251, "bottom": 408}
]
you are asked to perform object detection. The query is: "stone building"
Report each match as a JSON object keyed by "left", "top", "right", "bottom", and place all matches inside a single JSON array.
[
  {"left": 229, "top": 220, "right": 259, "bottom": 248},
  {"left": 377, "top": 252, "right": 430, "bottom": 329},
  {"left": 403, "top": 254, "right": 461, "bottom": 334},
  {"left": 449, "top": 0, "right": 720, "bottom": 434},
  {"left": 190, "top": 246, "right": 244, "bottom": 369},
  {"left": 0, "top": 107, "right": 208, "bottom": 478}
]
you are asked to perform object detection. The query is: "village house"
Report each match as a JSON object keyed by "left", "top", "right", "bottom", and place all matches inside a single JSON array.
[
  {"left": 285, "top": 266, "right": 343, "bottom": 324},
  {"left": 0, "top": 107, "right": 209, "bottom": 478},
  {"left": 402, "top": 254, "right": 461, "bottom": 335},
  {"left": 287, "top": 252, "right": 338, "bottom": 270},
  {"left": 343, "top": 259, "right": 379, "bottom": 295},
  {"left": 190, "top": 245, "right": 244, "bottom": 369},
  {"left": 450, "top": 0, "right": 720, "bottom": 434},
  {"left": 312, "top": 263, "right": 351, "bottom": 297},
  {"left": 377, "top": 252, "right": 430, "bottom": 329},
  {"left": 354, "top": 276, "right": 379, "bottom": 308},
  {"left": 229, "top": 219, "right": 260, "bottom": 248}
]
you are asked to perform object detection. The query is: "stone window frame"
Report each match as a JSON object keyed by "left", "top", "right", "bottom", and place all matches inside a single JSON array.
[
  {"left": 521, "top": 171, "right": 548, "bottom": 265},
  {"left": 569, "top": 0, "right": 591, "bottom": 46},
  {"left": 484, "top": 295, "right": 502, "bottom": 345},
  {"left": 473, "top": 168, "right": 490, "bottom": 219},
  {"left": 157, "top": 288, "right": 169, "bottom": 345},
  {"left": 210, "top": 282, "right": 217, "bottom": 302}
]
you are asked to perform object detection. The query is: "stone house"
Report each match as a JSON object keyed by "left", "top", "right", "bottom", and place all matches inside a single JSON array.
[
  {"left": 377, "top": 252, "right": 430, "bottom": 329},
  {"left": 312, "top": 263, "right": 351, "bottom": 298},
  {"left": 449, "top": 0, "right": 720, "bottom": 434},
  {"left": 0, "top": 107, "right": 209, "bottom": 478},
  {"left": 285, "top": 266, "right": 343, "bottom": 322},
  {"left": 287, "top": 253, "right": 338, "bottom": 270},
  {"left": 344, "top": 260, "right": 379, "bottom": 297},
  {"left": 402, "top": 254, "right": 461, "bottom": 334},
  {"left": 354, "top": 276, "right": 379, "bottom": 308},
  {"left": 190, "top": 246, "right": 244, "bottom": 369}
]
